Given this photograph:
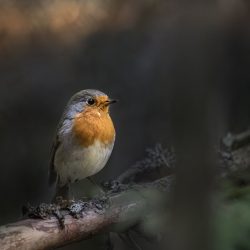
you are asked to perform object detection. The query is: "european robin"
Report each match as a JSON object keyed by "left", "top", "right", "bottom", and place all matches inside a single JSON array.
[{"left": 49, "top": 89, "right": 116, "bottom": 199}]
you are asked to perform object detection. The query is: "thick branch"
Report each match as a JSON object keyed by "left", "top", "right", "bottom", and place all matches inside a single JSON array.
[
  {"left": 0, "top": 177, "right": 172, "bottom": 250},
  {"left": 1, "top": 130, "right": 250, "bottom": 250},
  {"left": 0, "top": 209, "right": 119, "bottom": 250}
]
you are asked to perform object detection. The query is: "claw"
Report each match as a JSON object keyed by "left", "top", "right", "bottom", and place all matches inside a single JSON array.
[{"left": 53, "top": 208, "right": 65, "bottom": 229}]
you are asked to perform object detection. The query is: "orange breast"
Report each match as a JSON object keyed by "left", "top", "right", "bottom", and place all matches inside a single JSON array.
[{"left": 73, "top": 107, "right": 115, "bottom": 147}]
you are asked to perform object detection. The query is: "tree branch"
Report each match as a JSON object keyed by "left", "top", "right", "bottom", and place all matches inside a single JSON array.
[
  {"left": 0, "top": 176, "right": 172, "bottom": 250},
  {"left": 1, "top": 129, "right": 250, "bottom": 250}
]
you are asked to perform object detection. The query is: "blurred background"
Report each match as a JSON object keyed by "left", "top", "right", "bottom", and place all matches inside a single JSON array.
[{"left": 0, "top": 0, "right": 250, "bottom": 249}]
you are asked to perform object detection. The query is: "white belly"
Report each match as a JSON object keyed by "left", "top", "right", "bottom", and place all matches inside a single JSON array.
[{"left": 55, "top": 139, "right": 114, "bottom": 186}]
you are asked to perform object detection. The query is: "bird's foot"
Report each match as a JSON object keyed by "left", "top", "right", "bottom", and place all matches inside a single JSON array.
[
  {"left": 22, "top": 202, "right": 66, "bottom": 229},
  {"left": 102, "top": 180, "right": 127, "bottom": 193},
  {"left": 22, "top": 196, "right": 109, "bottom": 229}
]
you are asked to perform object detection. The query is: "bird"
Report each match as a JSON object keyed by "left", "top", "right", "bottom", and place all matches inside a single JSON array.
[{"left": 49, "top": 89, "right": 117, "bottom": 199}]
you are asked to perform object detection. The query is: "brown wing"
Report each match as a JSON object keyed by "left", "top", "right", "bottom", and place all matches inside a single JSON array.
[{"left": 48, "top": 135, "right": 60, "bottom": 186}]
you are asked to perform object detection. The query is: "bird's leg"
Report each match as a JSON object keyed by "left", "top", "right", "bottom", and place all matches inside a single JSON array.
[
  {"left": 87, "top": 177, "right": 106, "bottom": 196},
  {"left": 53, "top": 184, "right": 71, "bottom": 203}
]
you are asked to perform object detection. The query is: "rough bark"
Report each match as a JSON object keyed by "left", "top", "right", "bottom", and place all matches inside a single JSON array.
[
  {"left": 0, "top": 130, "right": 250, "bottom": 250},
  {"left": 0, "top": 176, "right": 173, "bottom": 250}
]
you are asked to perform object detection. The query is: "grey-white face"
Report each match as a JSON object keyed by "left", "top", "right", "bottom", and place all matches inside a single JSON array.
[
  {"left": 58, "top": 89, "right": 108, "bottom": 136},
  {"left": 63, "top": 89, "right": 108, "bottom": 120}
]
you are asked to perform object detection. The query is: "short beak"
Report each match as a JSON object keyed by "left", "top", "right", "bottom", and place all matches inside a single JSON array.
[{"left": 105, "top": 99, "right": 118, "bottom": 106}]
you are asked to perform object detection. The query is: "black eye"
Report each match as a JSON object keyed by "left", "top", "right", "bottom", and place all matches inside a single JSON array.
[{"left": 86, "top": 98, "right": 95, "bottom": 106}]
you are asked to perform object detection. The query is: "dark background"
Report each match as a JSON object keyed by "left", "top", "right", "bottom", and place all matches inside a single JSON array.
[{"left": 0, "top": 1, "right": 250, "bottom": 249}]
